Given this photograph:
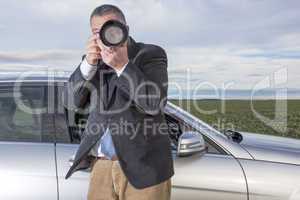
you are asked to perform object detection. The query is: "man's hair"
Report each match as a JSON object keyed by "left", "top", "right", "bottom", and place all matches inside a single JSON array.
[{"left": 90, "top": 4, "right": 126, "bottom": 23}]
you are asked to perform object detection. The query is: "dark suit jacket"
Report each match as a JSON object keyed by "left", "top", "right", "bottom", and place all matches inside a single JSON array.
[{"left": 64, "top": 37, "right": 174, "bottom": 189}]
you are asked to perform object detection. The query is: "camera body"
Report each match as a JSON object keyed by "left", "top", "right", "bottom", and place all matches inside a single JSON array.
[{"left": 99, "top": 20, "right": 129, "bottom": 47}]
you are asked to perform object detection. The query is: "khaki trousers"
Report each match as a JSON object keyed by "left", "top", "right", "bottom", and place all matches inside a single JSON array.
[{"left": 87, "top": 159, "right": 171, "bottom": 200}]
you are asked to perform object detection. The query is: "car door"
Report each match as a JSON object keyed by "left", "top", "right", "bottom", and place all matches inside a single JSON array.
[
  {"left": 0, "top": 83, "right": 57, "bottom": 200},
  {"left": 54, "top": 84, "right": 248, "bottom": 200},
  {"left": 54, "top": 85, "right": 90, "bottom": 200},
  {"left": 167, "top": 115, "right": 248, "bottom": 200},
  {"left": 55, "top": 143, "right": 90, "bottom": 200},
  {"left": 172, "top": 154, "right": 248, "bottom": 200}
]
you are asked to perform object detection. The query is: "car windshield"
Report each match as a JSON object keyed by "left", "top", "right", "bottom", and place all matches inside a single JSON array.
[{"left": 165, "top": 102, "right": 228, "bottom": 140}]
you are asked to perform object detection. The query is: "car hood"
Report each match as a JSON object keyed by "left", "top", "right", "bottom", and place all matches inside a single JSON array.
[{"left": 239, "top": 132, "right": 300, "bottom": 165}]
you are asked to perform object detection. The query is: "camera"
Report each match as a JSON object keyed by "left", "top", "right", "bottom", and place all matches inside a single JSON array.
[{"left": 99, "top": 20, "right": 129, "bottom": 47}]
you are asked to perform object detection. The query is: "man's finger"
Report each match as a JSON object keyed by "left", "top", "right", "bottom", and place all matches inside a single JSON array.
[
  {"left": 87, "top": 49, "right": 101, "bottom": 54},
  {"left": 87, "top": 53, "right": 101, "bottom": 60},
  {"left": 88, "top": 34, "right": 98, "bottom": 42},
  {"left": 87, "top": 40, "right": 98, "bottom": 47},
  {"left": 87, "top": 44, "right": 101, "bottom": 51},
  {"left": 88, "top": 52, "right": 101, "bottom": 56},
  {"left": 96, "top": 38, "right": 108, "bottom": 51}
]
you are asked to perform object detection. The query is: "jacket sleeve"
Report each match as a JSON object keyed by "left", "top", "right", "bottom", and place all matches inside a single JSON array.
[
  {"left": 64, "top": 56, "right": 98, "bottom": 111},
  {"left": 115, "top": 45, "right": 168, "bottom": 115}
]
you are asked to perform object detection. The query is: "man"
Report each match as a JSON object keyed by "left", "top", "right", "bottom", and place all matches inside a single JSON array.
[{"left": 65, "top": 4, "right": 174, "bottom": 200}]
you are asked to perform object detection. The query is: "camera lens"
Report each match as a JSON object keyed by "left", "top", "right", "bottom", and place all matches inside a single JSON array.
[
  {"left": 100, "top": 20, "right": 128, "bottom": 47},
  {"left": 104, "top": 26, "right": 123, "bottom": 45}
]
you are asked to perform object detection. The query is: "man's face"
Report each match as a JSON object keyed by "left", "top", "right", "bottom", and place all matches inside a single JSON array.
[{"left": 90, "top": 14, "right": 125, "bottom": 49}]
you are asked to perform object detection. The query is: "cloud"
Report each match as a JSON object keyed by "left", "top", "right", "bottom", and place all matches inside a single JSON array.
[
  {"left": 0, "top": 49, "right": 83, "bottom": 72},
  {"left": 0, "top": 49, "right": 81, "bottom": 62},
  {"left": 167, "top": 46, "right": 300, "bottom": 89},
  {"left": 0, "top": 63, "right": 57, "bottom": 73},
  {"left": 2, "top": 0, "right": 300, "bottom": 49},
  {"left": 0, "top": 0, "right": 299, "bottom": 91},
  {"left": 112, "top": 0, "right": 300, "bottom": 49}
]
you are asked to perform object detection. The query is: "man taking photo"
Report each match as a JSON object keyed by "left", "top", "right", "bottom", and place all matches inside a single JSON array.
[{"left": 65, "top": 4, "right": 174, "bottom": 200}]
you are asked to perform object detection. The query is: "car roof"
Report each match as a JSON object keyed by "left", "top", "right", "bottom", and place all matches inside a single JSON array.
[{"left": 0, "top": 71, "right": 70, "bottom": 83}]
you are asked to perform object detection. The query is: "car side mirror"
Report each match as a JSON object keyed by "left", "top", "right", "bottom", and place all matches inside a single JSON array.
[
  {"left": 224, "top": 129, "right": 243, "bottom": 143},
  {"left": 177, "top": 131, "right": 208, "bottom": 157}
]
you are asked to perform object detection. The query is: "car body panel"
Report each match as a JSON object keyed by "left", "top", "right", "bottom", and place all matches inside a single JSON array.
[
  {"left": 55, "top": 144, "right": 89, "bottom": 200},
  {"left": 172, "top": 153, "right": 248, "bottom": 200},
  {"left": 239, "top": 159, "right": 300, "bottom": 200},
  {"left": 240, "top": 132, "right": 300, "bottom": 165},
  {"left": 0, "top": 142, "right": 57, "bottom": 200}
]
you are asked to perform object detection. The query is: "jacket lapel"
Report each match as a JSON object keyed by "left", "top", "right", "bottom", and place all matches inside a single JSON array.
[
  {"left": 100, "top": 37, "right": 139, "bottom": 108},
  {"left": 128, "top": 37, "right": 139, "bottom": 60},
  {"left": 107, "top": 75, "right": 117, "bottom": 108},
  {"left": 97, "top": 62, "right": 109, "bottom": 109}
]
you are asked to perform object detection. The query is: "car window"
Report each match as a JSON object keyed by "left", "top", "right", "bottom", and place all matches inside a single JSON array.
[
  {"left": 0, "top": 85, "right": 54, "bottom": 143},
  {"left": 54, "top": 86, "right": 70, "bottom": 143},
  {"left": 54, "top": 110, "right": 71, "bottom": 143}
]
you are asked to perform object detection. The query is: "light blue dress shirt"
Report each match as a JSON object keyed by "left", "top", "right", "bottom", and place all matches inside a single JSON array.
[{"left": 98, "top": 128, "right": 116, "bottom": 159}]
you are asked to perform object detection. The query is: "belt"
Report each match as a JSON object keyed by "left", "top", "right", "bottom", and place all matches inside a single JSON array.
[{"left": 96, "top": 155, "right": 118, "bottom": 161}]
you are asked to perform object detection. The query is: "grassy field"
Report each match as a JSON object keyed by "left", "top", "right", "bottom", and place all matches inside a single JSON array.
[{"left": 170, "top": 99, "right": 300, "bottom": 139}]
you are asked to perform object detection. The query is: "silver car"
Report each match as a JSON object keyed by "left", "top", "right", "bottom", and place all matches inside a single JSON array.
[{"left": 0, "top": 74, "right": 299, "bottom": 200}]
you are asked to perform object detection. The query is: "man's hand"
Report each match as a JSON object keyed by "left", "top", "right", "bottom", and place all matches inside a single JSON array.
[
  {"left": 86, "top": 35, "right": 102, "bottom": 66},
  {"left": 97, "top": 35, "right": 129, "bottom": 71}
]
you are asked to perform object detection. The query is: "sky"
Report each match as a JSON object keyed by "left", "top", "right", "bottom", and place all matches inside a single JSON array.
[{"left": 0, "top": 0, "right": 300, "bottom": 98}]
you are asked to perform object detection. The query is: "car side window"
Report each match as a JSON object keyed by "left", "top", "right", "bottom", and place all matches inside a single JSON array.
[{"left": 0, "top": 85, "right": 54, "bottom": 143}]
